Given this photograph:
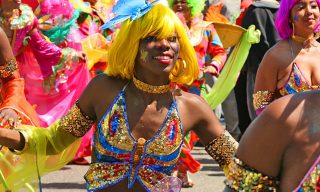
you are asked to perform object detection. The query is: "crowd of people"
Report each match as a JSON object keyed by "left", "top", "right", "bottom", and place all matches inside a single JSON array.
[{"left": 0, "top": 0, "right": 318, "bottom": 191}]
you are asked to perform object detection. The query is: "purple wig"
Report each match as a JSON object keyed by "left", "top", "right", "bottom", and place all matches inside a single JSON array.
[{"left": 275, "top": 0, "right": 320, "bottom": 39}]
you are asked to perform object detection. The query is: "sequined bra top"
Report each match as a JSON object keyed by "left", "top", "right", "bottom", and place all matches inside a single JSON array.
[
  {"left": 278, "top": 63, "right": 320, "bottom": 96},
  {"left": 84, "top": 87, "right": 184, "bottom": 191},
  {"left": 278, "top": 41, "right": 320, "bottom": 96}
]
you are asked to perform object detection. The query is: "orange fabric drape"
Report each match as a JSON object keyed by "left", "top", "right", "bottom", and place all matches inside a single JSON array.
[{"left": 0, "top": 71, "right": 39, "bottom": 126}]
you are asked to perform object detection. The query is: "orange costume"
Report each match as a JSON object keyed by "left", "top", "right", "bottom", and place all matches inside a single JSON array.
[
  {"left": 0, "top": 58, "right": 39, "bottom": 191},
  {"left": 0, "top": 60, "right": 39, "bottom": 126}
]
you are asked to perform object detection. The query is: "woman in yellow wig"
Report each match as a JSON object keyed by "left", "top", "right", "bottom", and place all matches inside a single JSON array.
[{"left": 0, "top": 1, "right": 237, "bottom": 191}]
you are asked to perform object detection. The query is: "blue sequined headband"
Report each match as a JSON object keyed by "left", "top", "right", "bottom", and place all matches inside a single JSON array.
[{"left": 100, "top": 0, "right": 159, "bottom": 30}]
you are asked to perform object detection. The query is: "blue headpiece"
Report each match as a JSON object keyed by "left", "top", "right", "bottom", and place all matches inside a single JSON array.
[{"left": 100, "top": 0, "right": 160, "bottom": 30}]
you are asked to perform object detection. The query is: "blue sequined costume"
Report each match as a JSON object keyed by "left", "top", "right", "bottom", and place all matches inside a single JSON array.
[{"left": 84, "top": 87, "right": 184, "bottom": 191}]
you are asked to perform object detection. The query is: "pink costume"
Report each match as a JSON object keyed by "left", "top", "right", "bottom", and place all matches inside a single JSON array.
[
  {"left": 11, "top": 4, "right": 91, "bottom": 158},
  {"left": 37, "top": 0, "right": 96, "bottom": 159}
]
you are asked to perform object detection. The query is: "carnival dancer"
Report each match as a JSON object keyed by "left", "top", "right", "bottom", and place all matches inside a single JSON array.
[
  {"left": 0, "top": 0, "right": 90, "bottom": 125},
  {"left": 0, "top": 2, "right": 238, "bottom": 191},
  {"left": 253, "top": 0, "right": 320, "bottom": 115},
  {"left": 225, "top": 90, "right": 320, "bottom": 191}
]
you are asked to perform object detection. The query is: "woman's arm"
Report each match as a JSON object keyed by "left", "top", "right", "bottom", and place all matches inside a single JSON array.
[
  {"left": 253, "top": 47, "right": 280, "bottom": 115},
  {"left": 203, "top": 24, "right": 227, "bottom": 76},
  {"left": 0, "top": 128, "right": 25, "bottom": 150},
  {"left": 0, "top": 73, "right": 101, "bottom": 154},
  {"left": 181, "top": 93, "right": 238, "bottom": 169},
  {"left": 0, "top": 28, "right": 15, "bottom": 64}
]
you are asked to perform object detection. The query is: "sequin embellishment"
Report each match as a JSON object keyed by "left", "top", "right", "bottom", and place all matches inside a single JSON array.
[
  {"left": 279, "top": 63, "right": 320, "bottom": 96},
  {"left": 0, "top": 59, "right": 18, "bottom": 79},
  {"left": 295, "top": 156, "right": 320, "bottom": 191},
  {"left": 85, "top": 90, "right": 183, "bottom": 191},
  {"left": 253, "top": 91, "right": 276, "bottom": 111},
  {"left": 60, "top": 101, "right": 94, "bottom": 137},
  {"left": 225, "top": 157, "right": 280, "bottom": 191},
  {"left": 205, "top": 131, "right": 238, "bottom": 167}
]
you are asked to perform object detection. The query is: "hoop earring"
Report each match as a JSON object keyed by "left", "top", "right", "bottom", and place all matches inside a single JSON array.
[
  {"left": 291, "top": 23, "right": 296, "bottom": 38},
  {"left": 172, "top": 58, "right": 186, "bottom": 77}
]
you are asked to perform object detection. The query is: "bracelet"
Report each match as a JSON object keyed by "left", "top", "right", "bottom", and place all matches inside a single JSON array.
[
  {"left": 253, "top": 90, "right": 276, "bottom": 111},
  {"left": 0, "top": 59, "right": 18, "bottom": 79},
  {"left": 60, "top": 101, "right": 95, "bottom": 137},
  {"left": 9, "top": 129, "right": 29, "bottom": 155},
  {"left": 205, "top": 131, "right": 238, "bottom": 167}
]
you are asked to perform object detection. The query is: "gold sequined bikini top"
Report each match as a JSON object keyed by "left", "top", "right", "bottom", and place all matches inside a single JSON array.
[
  {"left": 279, "top": 40, "right": 320, "bottom": 96},
  {"left": 84, "top": 87, "right": 184, "bottom": 191},
  {"left": 278, "top": 63, "right": 320, "bottom": 96}
]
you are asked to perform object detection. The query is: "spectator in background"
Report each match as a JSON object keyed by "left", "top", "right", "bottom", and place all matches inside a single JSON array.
[
  {"left": 234, "top": 0, "right": 279, "bottom": 134},
  {"left": 236, "top": 0, "right": 254, "bottom": 25}
]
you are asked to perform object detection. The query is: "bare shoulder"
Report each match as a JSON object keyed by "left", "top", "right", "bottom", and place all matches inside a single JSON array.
[
  {"left": 236, "top": 93, "right": 297, "bottom": 177},
  {"left": 88, "top": 74, "right": 127, "bottom": 90},
  {"left": 85, "top": 74, "right": 128, "bottom": 103},
  {"left": 240, "top": 91, "right": 316, "bottom": 151},
  {"left": 174, "top": 90, "right": 219, "bottom": 125},
  {"left": 248, "top": 93, "right": 299, "bottom": 135},
  {"left": 237, "top": 91, "right": 320, "bottom": 177},
  {"left": 265, "top": 91, "right": 318, "bottom": 124},
  {"left": 78, "top": 74, "right": 128, "bottom": 119},
  {"left": 175, "top": 90, "right": 209, "bottom": 111},
  {"left": 262, "top": 40, "right": 290, "bottom": 67}
]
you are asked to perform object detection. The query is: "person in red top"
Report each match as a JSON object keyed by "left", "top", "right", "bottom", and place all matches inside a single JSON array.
[{"left": 236, "top": 0, "right": 254, "bottom": 25}]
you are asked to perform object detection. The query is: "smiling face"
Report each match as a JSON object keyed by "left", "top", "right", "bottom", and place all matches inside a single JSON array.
[
  {"left": 172, "top": 0, "right": 191, "bottom": 22},
  {"left": 135, "top": 33, "right": 180, "bottom": 80},
  {"left": 290, "top": 0, "right": 320, "bottom": 36}
]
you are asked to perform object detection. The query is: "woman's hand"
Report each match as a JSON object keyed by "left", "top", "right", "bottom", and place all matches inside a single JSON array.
[
  {"left": 201, "top": 65, "right": 218, "bottom": 76},
  {"left": 77, "top": 52, "right": 87, "bottom": 62},
  {"left": 0, "top": 108, "right": 19, "bottom": 128}
]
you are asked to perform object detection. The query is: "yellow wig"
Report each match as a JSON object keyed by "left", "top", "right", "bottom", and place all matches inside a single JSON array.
[{"left": 107, "top": 4, "right": 199, "bottom": 85}]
